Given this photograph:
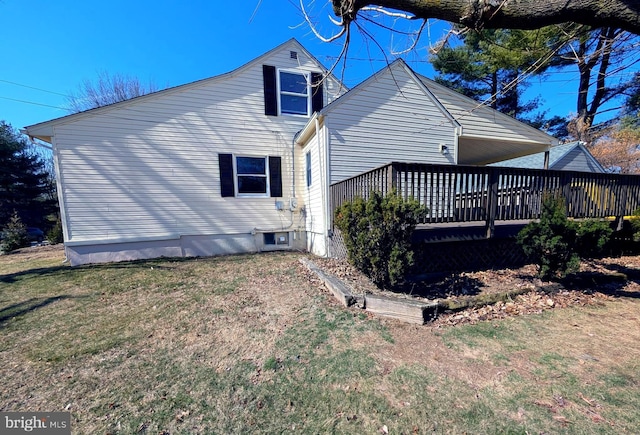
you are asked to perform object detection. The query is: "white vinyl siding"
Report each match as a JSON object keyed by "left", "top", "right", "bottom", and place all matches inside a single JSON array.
[
  {"left": 325, "top": 64, "right": 457, "bottom": 184},
  {"left": 50, "top": 41, "right": 343, "bottom": 245}
]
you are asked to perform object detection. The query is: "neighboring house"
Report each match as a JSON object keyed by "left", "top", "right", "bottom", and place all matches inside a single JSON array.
[
  {"left": 490, "top": 141, "right": 605, "bottom": 173},
  {"left": 25, "top": 40, "right": 557, "bottom": 265}
]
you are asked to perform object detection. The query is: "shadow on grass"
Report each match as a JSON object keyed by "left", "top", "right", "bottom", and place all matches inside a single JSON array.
[
  {"left": 0, "top": 265, "right": 72, "bottom": 284},
  {"left": 556, "top": 262, "right": 640, "bottom": 299},
  {"left": 396, "top": 274, "right": 485, "bottom": 299},
  {"left": 514, "top": 258, "right": 640, "bottom": 299},
  {"left": 0, "top": 258, "right": 187, "bottom": 285},
  {"left": 0, "top": 294, "right": 90, "bottom": 327},
  {"left": 402, "top": 258, "right": 640, "bottom": 309}
]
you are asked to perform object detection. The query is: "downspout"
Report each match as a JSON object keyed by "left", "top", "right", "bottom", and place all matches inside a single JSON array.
[
  {"left": 319, "top": 115, "right": 331, "bottom": 257},
  {"left": 454, "top": 126, "right": 462, "bottom": 165},
  {"left": 51, "top": 130, "right": 71, "bottom": 263},
  {"left": 292, "top": 130, "right": 300, "bottom": 201}
]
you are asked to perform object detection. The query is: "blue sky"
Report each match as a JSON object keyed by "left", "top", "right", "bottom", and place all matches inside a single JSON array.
[{"left": 0, "top": 0, "right": 626, "bottom": 132}]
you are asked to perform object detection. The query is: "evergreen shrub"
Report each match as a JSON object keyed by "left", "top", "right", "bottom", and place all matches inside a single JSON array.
[
  {"left": 630, "top": 208, "right": 640, "bottom": 241},
  {"left": 334, "top": 191, "right": 427, "bottom": 288},
  {"left": 575, "top": 218, "right": 613, "bottom": 258},
  {"left": 1, "top": 211, "right": 28, "bottom": 254},
  {"left": 517, "top": 194, "right": 580, "bottom": 280},
  {"left": 518, "top": 194, "right": 615, "bottom": 279},
  {"left": 46, "top": 217, "right": 64, "bottom": 245}
]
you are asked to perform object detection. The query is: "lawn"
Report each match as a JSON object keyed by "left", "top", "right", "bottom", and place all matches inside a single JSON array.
[{"left": 1, "top": 246, "right": 640, "bottom": 434}]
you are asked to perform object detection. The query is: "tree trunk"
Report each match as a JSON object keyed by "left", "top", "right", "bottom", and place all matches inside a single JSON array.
[
  {"left": 334, "top": 0, "right": 640, "bottom": 34},
  {"left": 571, "top": 28, "right": 619, "bottom": 143},
  {"left": 490, "top": 71, "right": 498, "bottom": 110}
]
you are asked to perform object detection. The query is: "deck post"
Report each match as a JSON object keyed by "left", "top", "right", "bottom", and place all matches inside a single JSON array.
[
  {"left": 485, "top": 169, "right": 499, "bottom": 239},
  {"left": 543, "top": 150, "right": 550, "bottom": 170},
  {"left": 387, "top": 163, "right": 398, "bottom": 193},
  {"left": 561, "top": 172, "right": 572, "bottom": 214},
  {"left": 616, "top": 178, "right": 629, "bottom": 231}
]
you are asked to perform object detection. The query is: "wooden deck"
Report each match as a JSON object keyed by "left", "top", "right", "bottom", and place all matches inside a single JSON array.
[{"left": 331, "top": 162, "right": 640, "bottom": 239}]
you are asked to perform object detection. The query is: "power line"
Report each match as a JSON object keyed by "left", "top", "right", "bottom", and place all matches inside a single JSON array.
[
  {"left": 0, "top": 95, "right": 66, "bottom": 110},
  {"left": 0, "top": 79, "right": 70, "bottom": 97}
]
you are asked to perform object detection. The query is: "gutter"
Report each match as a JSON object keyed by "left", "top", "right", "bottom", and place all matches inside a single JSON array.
[{"left": 21, "top": 130, "right": 53, "bottom": 149}]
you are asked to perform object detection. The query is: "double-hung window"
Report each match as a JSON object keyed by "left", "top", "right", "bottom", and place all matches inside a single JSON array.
[
  {"left": 218, "top": 154, "right": 282, "bottom": 198},
  {"left": 263, "top": 65, "right": 324, "bottom": 117},
  {"left": 236, "top": 156, "right": 268, "bottom": 196},
  {"left": 279, "top": 70, "right": 310, "bottom": 116}
]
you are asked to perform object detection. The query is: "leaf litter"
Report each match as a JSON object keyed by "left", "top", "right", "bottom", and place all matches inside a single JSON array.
[{"left": 313, "top": 255, "right": 640, "bottom": 326}]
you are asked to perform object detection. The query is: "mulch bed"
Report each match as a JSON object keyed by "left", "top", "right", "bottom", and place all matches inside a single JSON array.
[{"left": 312, "top": 256, "right": 640, "bottom": 326}]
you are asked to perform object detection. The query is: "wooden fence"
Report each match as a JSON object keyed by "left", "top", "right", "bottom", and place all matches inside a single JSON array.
[{"left": 330, "top": 162, "right": 640, "bottom": 238}]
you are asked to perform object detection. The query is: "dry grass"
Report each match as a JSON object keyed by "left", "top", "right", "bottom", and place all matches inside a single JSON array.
[{"left": 2, "top": 246, "right": 640, "bottom": 433}]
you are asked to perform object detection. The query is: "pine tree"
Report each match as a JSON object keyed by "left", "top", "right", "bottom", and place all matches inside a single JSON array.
[
  {"left": 430, "top": 25, "right": 638, "bottom": 142},
  {"left": 430, "top": 28, "right": 554, "bottom": 122},
  {"left": 0, "top": 121, "right": 57, "bottom": 229}
]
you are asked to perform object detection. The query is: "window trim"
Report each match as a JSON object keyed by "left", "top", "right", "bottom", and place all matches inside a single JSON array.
[
  {"left": 234, "top": 155, "right": 270, "bottom": 198},
  {"left": 277, "top": 69, "right": 311, "bottom": 117}
]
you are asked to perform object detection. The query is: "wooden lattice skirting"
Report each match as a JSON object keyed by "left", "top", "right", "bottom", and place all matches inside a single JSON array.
[
  {"left": 412, "top": 238, "right": 528, "bottom": 274},
  {"left": 328, "top": 228, "right": 348, "bottom": 260},
  {"left": 328, "top": 229, "right": 528, "bottom": 274}
]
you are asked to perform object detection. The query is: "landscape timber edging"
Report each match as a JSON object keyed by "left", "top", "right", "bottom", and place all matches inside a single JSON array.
[
  {"left": 365, "top": 294, "right": 439, "bottom": 325},
  {"left": 300, "top": 258, "right": 439, "bottom": 324},
  {"left": 299, "top": 258, "right": 356, "bottom": 307}
]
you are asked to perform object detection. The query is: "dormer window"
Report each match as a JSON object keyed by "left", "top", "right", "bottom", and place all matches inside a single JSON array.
[{"left": 279, "top": 70, "right": 310, "bottom": 116}]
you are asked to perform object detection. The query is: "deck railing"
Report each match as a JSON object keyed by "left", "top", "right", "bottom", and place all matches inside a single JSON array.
[{"left": 330, "top": 162, "right": 640, "bottom": 237}]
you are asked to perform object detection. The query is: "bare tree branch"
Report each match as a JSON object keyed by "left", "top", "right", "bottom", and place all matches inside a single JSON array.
[
  {"left": 66, "top": 71, "right": 158, "bottom": 113},
  {"left": 359, "top": 6, "right": 416, "bottom": 20},
  {"left": 301, "top": 0, "right": 347, "bottom": 42}
]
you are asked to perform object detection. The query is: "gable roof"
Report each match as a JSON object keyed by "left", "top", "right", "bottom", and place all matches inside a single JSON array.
[
  {"left": 25, "top": 39, "right": 339, "bottom": 142},
  {"left": 416, "top": 74, "right": 558, "bottom": 165},
  {"left": 489, "top": 141, "right": 605, "bottom": 172},
  {"left": 295, "top": 58, "right": 460, "bottom": 146},
  {"left": 416, "top": 75, "right": 557, "bottom": 145},
  {"left": 317, "top": 59, "right": 459, "bottom": 125},
  {"left": 297, "top": 59, "right": 558, "bottom": 165}
]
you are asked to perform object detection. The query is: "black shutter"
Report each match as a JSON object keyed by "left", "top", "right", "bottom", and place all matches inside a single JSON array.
[
  {"left": 263, "top": 65, "right": 278, "bottom": 116},
  {"left": 311, "top": 72, "right": 324, "bottom": 113},
  {"left": 269, "top": 156, "right": 282, "bottom": 198},
  {"left": 219, "top": 153, "right": 235, "bottom": 197}
]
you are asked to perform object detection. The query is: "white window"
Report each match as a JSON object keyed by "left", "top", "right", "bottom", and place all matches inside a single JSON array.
[
  {"left": 235, "top": 156, "right": 269, "bottom": 196},
  {"left": 278, "top": 70, "right": 310, "bottom": 116}
]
